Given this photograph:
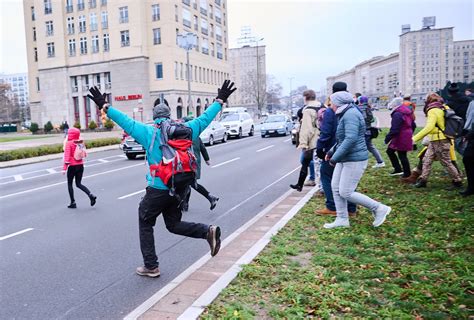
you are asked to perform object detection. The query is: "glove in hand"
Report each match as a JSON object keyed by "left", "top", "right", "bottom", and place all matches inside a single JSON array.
[{"left": 216, "top": 80, "right": 237, "bottom": 102}]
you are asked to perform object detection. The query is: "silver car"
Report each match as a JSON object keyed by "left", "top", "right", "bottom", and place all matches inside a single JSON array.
[
  {"left": 260, "top": 115, "right": 293, "bottom": 137},
  {"left": 200, "top": 121, "right": 228, "bottom": 145}
]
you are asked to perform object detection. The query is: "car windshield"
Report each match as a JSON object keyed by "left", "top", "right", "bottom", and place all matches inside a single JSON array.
[
  {"left": 221, "top": 114, "right": 239, "bottom": 122},
  {"left": 265, "top": 116, "right": 286, "bottom": 123}
]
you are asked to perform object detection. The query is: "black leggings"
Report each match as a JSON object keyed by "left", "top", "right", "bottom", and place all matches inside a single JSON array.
[
  {"left": 296, "top": 149, "right": 314, "bottom": 187},
  {"left": 185, "top": 183, "right": 211, "bottom": 204},
  {"left": 67, "top": 165, "right": 91, "bottom": 203},
  {"left": 386, "top": 147, "right": 411, "bottom": 177}
]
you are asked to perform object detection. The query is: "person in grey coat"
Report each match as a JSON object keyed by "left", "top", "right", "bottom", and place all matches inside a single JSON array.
[{"left": 324, "top": 91, "right": 392, "bottom": 229}]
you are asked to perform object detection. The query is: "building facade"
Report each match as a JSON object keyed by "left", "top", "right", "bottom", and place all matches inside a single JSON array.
[
  {"left": 228, "top": 44, "right": 266, "bottom": 115},
  {"left": 327, "top": 20, "right": 473, "bottom": 104},
  {"left": 0, "top": 73, "right": 30, "bottom": 121},
  {"left": 23, "top": 0, "right": 230, "bottom": 128}
]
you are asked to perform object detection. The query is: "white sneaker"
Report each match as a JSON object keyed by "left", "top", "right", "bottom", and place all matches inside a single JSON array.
[
  {"left": 323, "top": 217, "right": 350, "bottom": 229},
  {"left": 373, "top": 205, "right": 391, "bottom": 227},
  {"left": 372, "top": 162, "right": 386, "bottom": 168}
]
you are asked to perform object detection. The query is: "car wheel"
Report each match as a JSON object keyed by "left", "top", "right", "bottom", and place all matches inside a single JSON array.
[
  {"left": 261, "top": 134, "right": 265, "bottom": 138},
  {"left": 209, "top": 135, "right": 214, "bottom": 146},
  {"left": 238, "top": 128, "right": 242, "bottom": 139},
  {"left": 222, "top": 133, "right": 227, "bottom": 143},
  {"left": 126, "top": 154, "right": 136, "bottom": 160},
  {"left": 249, "top": 125, "right": 254, "bottom": 136}
]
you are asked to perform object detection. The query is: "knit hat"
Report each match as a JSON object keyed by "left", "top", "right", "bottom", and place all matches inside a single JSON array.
[
  {"left": 332, "top": 82, "right": 347, "bottom": 93},
  {"left": 448, "top": 82, "right": 459, "bottom": 94},
  {"left": 330, "top": 91, "right": 353, "bottom": 107},
  {"left": 358, "top": 96, "right": 369, "bottom": 104},
  {"left": 153, "top": 103, "right": 171, "bottom": 120}
]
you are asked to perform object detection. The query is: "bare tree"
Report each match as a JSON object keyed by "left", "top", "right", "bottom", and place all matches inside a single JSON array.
[
  {"left": 266, "top": 75, "right": 283, "bottom": 111},
  {"left": 239, "top": 70, "right": 267, "bottom": 116},
  {"left": 0, "top": 83, "right": 21, "bottom": 124}
]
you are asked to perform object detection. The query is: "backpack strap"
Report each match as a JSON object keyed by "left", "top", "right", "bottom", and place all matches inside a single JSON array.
[{"left": 148, "top": 124, "right": 160, "bottom": 154}]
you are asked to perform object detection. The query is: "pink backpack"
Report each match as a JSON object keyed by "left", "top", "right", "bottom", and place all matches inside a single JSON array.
[{"left": 74, "top": 143, "right": 87, "bottom": 160}]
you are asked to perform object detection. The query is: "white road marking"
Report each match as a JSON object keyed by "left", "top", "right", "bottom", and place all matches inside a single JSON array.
[
  {"left": 13, "top": 175, "right": 23, "bottom": 181},
  {"left": 211, "top": 157, "right": 240, "bottom": 168},
  {"left": 0, "top": 228, "right": 34, "bottom": 241},
  {"left": 256, "top": 145, "right": 274, "bottom": 152},
  {"left": 118, "top": 189, "right": 145, "bottom": 200},
  {"left": 118, "top": 155, "right": 127, "bottom": 158},
  {"left": 0, "top": 163, "right": 144, "bottom": 200},
  {"left": 206, "top": 135, "right": 258, "bottom": 149},
  {"left": 46, "top": 169, "right": 56, "bottom": 174},
  {"left": 98, "top": 159, "right": 110, "bottom": 163}
]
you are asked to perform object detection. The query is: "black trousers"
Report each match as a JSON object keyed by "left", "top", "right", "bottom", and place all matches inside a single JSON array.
[
  {"left": 139, "top": 187, "right": 209, "bottom": 269},
  {"left": 463, "top": 141, "right": 474, "bottom": 192},
  {"left": 184, "top": 183, "right": 211, "bottom": 204},
  {"left": 67, "top": 165, "right": 91, "bottom": 203},
  {"left": 297, "top": 149, "right": 314, "bottom": 186},
  {"left": 386, "top": 147, "right": 411, "bottom": 177}
]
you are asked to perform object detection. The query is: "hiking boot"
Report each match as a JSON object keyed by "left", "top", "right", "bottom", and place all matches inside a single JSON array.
[
  {"left": 207, "top": 225, "right": 221, "bottom": 257},
  {"left": 304, "top": 180, "right": 316, "bottom": 187},
  {"left": 323, "top": 218, "right": 350, "bottom": 229},
  {"left": 136, "top": 266, "right": 160, "bottom": 278},
  {"left": 67, "top": 202, "right": 77, "bottom": 209},
  {"left": 373, "top": 204, "right": 391, "bottom": 227},
  {"left": 372, "top": 162, "right": 386, "bottom": 168},
  {"left": 414, "top": 178, "right": 427, "bottom": 188},
  {"left": 315, "top": 208, "right": 336, "bottom": 216},
  {"left": 208, "top": 195, "right": 219, "bottom": 210},
  {"left": 290, "top": 184, "right": 303, "bottom": 192},
  {"left": 389, "top": 171, "right": 403, "bottom": 176},
  {"left": 89, "top": 194, "right": 97, "bottom": 207}
]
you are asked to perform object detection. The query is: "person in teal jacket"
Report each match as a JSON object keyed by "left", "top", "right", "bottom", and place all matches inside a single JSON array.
[{"left": 87, "top": 81, "right": 236, "bottom": 278}]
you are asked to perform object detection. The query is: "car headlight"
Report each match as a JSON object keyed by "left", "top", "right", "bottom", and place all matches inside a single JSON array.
[{"left": 261, "top": 127, "right": 266, "bottom": 130}]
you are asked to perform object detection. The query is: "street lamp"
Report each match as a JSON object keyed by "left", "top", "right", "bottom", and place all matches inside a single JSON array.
[
  {"left": 252, "top": 37, "right": 264, "bottom": 117},
  {"left": 177, "top": 32, "right": 198, "bottom": 117}
]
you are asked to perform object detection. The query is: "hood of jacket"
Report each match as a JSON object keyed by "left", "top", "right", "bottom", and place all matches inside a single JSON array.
[
  {"left": 67, "top": 127, "right": 81, "bottom": 141},
  {"left": 392, "top": 104, "right": 413, "bottom": 116}
]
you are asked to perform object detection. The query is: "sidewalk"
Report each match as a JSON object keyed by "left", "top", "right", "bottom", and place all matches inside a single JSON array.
[
  {"left": 124, "top": 186, "right": 318, "bottom": 320},
  {"left": 0, "top": 130, "right": 122, "bottom": 151}
]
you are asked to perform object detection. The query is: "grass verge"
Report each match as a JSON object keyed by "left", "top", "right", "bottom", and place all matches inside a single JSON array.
[
  {"left": 0, "top": 136, "right": 53, "bottom": 143},
  {"left": 0, "top": 137, "right": 121, "bottom": 162},
  {"left": 202, "top": 134, "right": 474, "bottom": 319}
]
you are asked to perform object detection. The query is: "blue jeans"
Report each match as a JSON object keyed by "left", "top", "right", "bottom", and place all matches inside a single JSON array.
[
  {"left": 320, "top": 160, "right": 356, "bottom": 212},
  {"left": 300, "top": 151, "right": 315, "bottom": 181},
  {"left": 365, "top": 135, "right": 384, "bottom": 164}
]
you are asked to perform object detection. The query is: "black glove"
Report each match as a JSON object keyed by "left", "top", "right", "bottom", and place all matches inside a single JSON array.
[
  {"left": 216, "top": 80, "right": 237, "bottom": 102},
  {"left": 87, "top": 86, "right": 108, "bottom": 110},
  {"left": 316, "top": 148, "right": 326, "bottom": 160}
]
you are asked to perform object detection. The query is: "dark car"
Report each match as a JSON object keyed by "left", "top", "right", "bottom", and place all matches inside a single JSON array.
[{"left": 122, "top": 121, "right": 153, "bottom": 159}]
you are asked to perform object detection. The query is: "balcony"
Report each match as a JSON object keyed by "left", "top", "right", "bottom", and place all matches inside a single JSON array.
[
  {"left": 152, "top": 14, "right": 160, "bottom": 21},
  {"left": 89, "top": 0, "right": 96, "bottom": 9},
  {"left": 66, "top": 5, "right": 73, "bottom": 13},
  {"left": 119, "top": 16, "right": 129, "bottom": 23},
  {"left": 78, "top": 3, "right": 85, "bottom": 10},
  {"left": 200, "top": 7, "right": 207, "bottom": 15},
  {"left": 102, "top": 22, "right": 108, "bottom": 29},
  {"left": 121, "top": 40, "right": 130, "bottom": 47}
]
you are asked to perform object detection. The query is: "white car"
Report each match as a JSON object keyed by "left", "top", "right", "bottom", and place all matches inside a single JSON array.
[
  {"left": 219, "top": 112, "right": 254, "bottom": 138},
  {"left": 200, "top": 121, "right": 228, "bottom": 145}
]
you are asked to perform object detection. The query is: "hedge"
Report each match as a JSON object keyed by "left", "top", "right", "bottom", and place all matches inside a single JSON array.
[{"left": 0, "top": 137, "right": 121, "bottom": 162}]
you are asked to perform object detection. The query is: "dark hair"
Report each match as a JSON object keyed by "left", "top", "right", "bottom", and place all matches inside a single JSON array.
[
  {"left": 403, "top": 96, "right": 411, "bottom": 101},
  {"left": 303, "top": 90, "right": 316, "bottom": 101},
  {"left": 355, "top": 93, "right": 362, "bottom": 98}
]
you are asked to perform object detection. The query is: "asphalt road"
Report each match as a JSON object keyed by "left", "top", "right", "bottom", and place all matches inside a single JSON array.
[{"left": 0, "top": 133, "right": 302, "bottom": 319}]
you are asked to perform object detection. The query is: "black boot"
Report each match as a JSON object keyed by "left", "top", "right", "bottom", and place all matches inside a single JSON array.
[
  {"left": 448, "top": 181, "right": 463, "bottom": 190},
  {"left": 414, "top": 178, "right": 427, "bottom": 188},
  {"left": 68, "top": 202, "right": 77, "bottom": 209},
  {"left": 290, "top": 184, "right": 302, "bottom": 192},
  {"left": 89, "top": 194, "right": 97, "bottom": 206},
  {"left": 208, "top": 195, "right": 219, "bottom": 210},
  {"left": 460, "top": 189, "right": 474, "bottom": 197}
]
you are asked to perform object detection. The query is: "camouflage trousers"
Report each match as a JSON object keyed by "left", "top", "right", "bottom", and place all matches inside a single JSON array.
[{"left": 421, "top": 139, "right": 462, "bottom": 182}]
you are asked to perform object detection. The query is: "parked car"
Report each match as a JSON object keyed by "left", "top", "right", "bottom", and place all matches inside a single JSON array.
[
  {"left": 260, "top": 114, "right": 293, "bottom": 138},
  {"left": 122, "top": 121, "right": 154, "bottom": 159},
  {"left": 200, "top": 121, "right": 228, "bottom": 145},
  {"left": 219, "top": 112, "right": 254, "bottom": 138}
]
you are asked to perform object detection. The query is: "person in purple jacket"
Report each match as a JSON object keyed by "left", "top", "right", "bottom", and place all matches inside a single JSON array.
[{"left": 384, "top": 97, "right": 416, "bottom": 178}]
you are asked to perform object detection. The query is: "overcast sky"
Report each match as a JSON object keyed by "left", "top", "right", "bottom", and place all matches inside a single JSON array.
[{"left": 1, "top": 0, "right": 473, "bottom": 94}]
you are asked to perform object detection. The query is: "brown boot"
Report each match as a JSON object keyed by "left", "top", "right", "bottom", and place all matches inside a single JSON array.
[
  {"left": 402, "top": 171, "right": 420, "bottom": 184},
  {"left": 315, "top": 208, "right": 336, "bottom": 216}
]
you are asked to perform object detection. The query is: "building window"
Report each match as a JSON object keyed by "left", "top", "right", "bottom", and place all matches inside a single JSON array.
[
  {"left": 175, "top": 5, "right": 178, "bottom": 22},
  {"left": 89, "top": 0, "right": 97, "bottom": 9},
  {"left": 78, "top": 0, "right": 85, "bottom": 11},
  {"left": 202, "top": 38, "right": 209, "bottom": 54},
  {"left": 183, "top": 8, "right": 191, "bottom": 28},
  {"left": 34, "top": 47, "right": 38, "bottom": 62},
  {"left": 33, "top": 27, "right": 36, "bottom": 41},
  {"left": 153, "top": 28, "right": 161, "bottom": 45},
  {"left": 214, "top": 7, "right": 221, "bottom": 23},
  {"left": 101, "top": 11, "right": 108, "bottom": 29},
  {"left": 215, "top": 25, "right": 222, "bottom": 41},
  {"left": 183, "top": 0, "right": 190, "bottom": 6},
  {"left": 194, "top": 16, "right": 198, "bottom": 31},
  {"left": 92, "top": 35, "right": 99, "bottom": 53},
  {"left": 175, "top": 62, "right": 178, "bottom": 79},
  {"left": 180, "top": 63, "right": 184, "bottom": 79},
  {"left": 201, "top": 19, "right": 208, "bottom": 35},
  {"left": 200, "top": 0, "right": 207, "bottom": 15},
  {"left": 47, "top": 42, "right": 55, "bottom": 57},
  {"left": 211, "top": 42, "right": 214, "bottom": 56},
  {"left": 120, "top": 30, "right": 130, "bottom": 46},
  {"left": 155, "top": 63, "right": 163, "bottom": 79},
  {"left": 80, "top": 37, "right": 87, "bottom": 54},
  {"left": 103, "top": 33, "right": 109, "bottom": 51},
  {"left": 216, "top": 43, "right": 222, "bottom": 59},
  {"left": 119, "top": 6, "right": 128, "bottom": 23},
  {"left": 31, "top": 6, "right": 35, "bottom": 21},
  {"left": 46, "top": 21, "right": 54, "bottom": 36},
  {"left": 101, "top": 0, "right": 107, "bottom": 6},
  {"left": 66, "top": 0, "right": 73, "bottom": 13},
  {"left": 44, "top": 0, "right": 52, "bottom": 14},
  {"left": 90, "top": 13, "right": 98, "bottom": 31},
  {"left": 68, "top": 39, "right": 76, "bottom": 56},
  {"left": 105, "top": 72, "right": 111, "bottom": 88},
  {"left": 152, "top": 4, "right": 160, "bottom": 21},
  {"left": 36, "top": 77, "right": 40, "bottom": 91},
  {"left": 67, "top": 17, "right": 75, "bottom": 34},
  {"left": 79, "top": 15, "right": 86, "bottom": 33}
]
